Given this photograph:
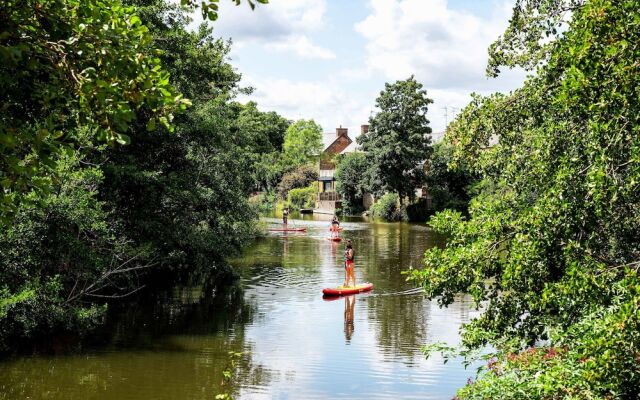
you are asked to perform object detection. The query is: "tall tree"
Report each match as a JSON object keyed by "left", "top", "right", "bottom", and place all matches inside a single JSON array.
[
  {"left": 335, "top": 152, "right": 369, "bottom": 213},
  {"left": 282, "top": 119, "right": 323, "bottom": 169},
  {"left": 409, "top": 0, "right": 640, "bottom": 397},
  {"left": 235, "top": 101, "right": 291, "bottom": 191},
  {"left": 103, "top": 0, "right": 260, "bottom": 271},
  {"left": 358, "top": 76, "right": 433, "bottom": 203}
]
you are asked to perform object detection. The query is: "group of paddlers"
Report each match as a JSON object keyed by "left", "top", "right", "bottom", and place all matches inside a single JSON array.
[{"left": 281, "top": 211, "right": 356, "bottom": 288}]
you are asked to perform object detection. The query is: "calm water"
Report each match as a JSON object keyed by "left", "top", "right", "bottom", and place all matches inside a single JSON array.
[{"left": 0, "top": 217, "right": 479, "bottom": 400}]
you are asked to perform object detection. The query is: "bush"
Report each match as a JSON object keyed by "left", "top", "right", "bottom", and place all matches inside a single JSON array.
[
  {"left": 277, "top": 164, "right": 318, "bottom": 199},
  {"left": 249, "top": 191, "right": 277, "bottom": 214},
  {"left": 369, "top": 193, "right": 406, "bottom": 221},
  {"left": 287, "top": 183, "right": 317, "bottom": 210},
  {"left": 406, "top": 198, "right": 431, "bottom": 222}
]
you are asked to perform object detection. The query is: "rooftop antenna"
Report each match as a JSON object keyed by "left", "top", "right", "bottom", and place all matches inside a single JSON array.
[
  {"left": 442, "top": 106, "right": 449, "bottom": 127},
  {"left": 442, "top": 106, "right": 460, "bottom": 128}
]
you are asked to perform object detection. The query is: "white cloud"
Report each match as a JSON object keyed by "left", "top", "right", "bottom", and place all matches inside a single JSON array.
[
  {"left": 355, "top": 0, "right": 518, "bottom": 88},
  {"left": 353, "top": 0, "right": 525, "bottom": 131},
  {"left": 209, "top": 0, "right": 335, "bottom": 60},
  {"left": 265, "top": 35, "right": 336, "bottom": 60},
  {"left": 241, "top": 76, "right": 372, "bottom": 134}
]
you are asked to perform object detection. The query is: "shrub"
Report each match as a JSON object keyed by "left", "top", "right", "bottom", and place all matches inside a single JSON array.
[
  {"left": 369, "top": 193, "right": 406, "bottom": 221},
  {"left": 249, "top": 191, "right": 277, "bottom": 214},
  {"left": 406, "top": 198, "right": 431, "bottom": 222},
  {"left": 277, "top": 164, "right": 318, "bottom": 199},
  {"left": 287, "top": 183, "right": 317, "bottom": 210}
]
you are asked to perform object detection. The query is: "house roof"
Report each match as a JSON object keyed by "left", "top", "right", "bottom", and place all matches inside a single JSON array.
[
  {"left": 323, "top": 134, "right": 360, "bottom": 154},
  {"left": 322, "top": 132, "right": 352, "bottom": 154}
]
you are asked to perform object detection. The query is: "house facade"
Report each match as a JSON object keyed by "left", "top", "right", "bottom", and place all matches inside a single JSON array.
[{"left": 315, "top": 125, "right": 368, "bottom": 213}]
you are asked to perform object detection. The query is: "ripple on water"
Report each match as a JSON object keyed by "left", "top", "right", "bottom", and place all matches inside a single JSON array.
[{"left": 0, "top": 220, "right": 477, "bottom": 400}]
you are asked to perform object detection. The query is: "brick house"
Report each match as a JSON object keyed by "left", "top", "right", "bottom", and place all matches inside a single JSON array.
[{"left": 315, "top": 125, "right": 368, "bottom": 213}]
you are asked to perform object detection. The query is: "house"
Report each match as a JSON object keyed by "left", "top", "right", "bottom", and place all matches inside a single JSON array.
[{"left": 315, "top": 125, "right": 367, "bottom": 213}]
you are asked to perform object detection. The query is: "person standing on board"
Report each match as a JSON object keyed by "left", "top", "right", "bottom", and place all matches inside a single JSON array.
[
  {"left": 331, "top": 215, "right": 340, "bottom": 237},
  {"left": 282, "top": 207, "right": 289, "bottom": 226},
  {"left": 343, "top": 239, "right": 356, "bottom": 287}
]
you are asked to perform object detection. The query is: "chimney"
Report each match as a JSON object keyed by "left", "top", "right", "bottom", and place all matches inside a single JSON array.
[
  {"left": 361, "top": 124, "right": 369, "bottom": 135},
  {"left": 336, "top": 126, "right": 348, "bottom": 137}
]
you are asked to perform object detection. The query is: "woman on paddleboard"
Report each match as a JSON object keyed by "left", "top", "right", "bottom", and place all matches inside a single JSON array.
[
  {"left": 282, "top": 207, "right": 289, "bottom": 226},
  {"left": 331, "top": 215, "right": 340, "bottom": 237},
  {"left": 344, "top": 239, "right": 355, "bottom": 287}
]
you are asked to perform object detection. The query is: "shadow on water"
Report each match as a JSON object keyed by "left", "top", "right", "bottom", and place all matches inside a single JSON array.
[{"left": 0, "top": 272, "right": 272, "bottom": 400}]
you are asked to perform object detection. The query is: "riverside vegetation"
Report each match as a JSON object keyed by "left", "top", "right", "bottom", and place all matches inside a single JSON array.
[
  {"left": 0, "top": 0, "right": 279, "bottom": 352},
  {"left": 2, "top": 0, "right": 639, "bottom": 398},
  {"left": 408, "top": 0, "right": 640, "bottom": 398}
]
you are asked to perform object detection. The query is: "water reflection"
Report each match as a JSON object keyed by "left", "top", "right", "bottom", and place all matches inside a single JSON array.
[
  {"left": 0, "top": 218, "right": 478, "bottom": 400},
  {"left": 344, "top": 296, "right": 356, "bottom": 342},
  {"left": 0, "top": 278, "right": 271, "bottom": 400}
]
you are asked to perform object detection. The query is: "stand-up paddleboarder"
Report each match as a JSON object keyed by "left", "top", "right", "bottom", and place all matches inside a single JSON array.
[{"left": 344, "top": 239, "right": 355, "bottom": 287}]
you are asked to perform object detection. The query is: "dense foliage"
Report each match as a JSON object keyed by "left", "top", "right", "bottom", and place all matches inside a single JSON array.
[
  {"left": 424, "top": 142, "right": 477, "bottom": 213},
  {"left": 235, "top": 101, "right": 290, "bottom": 191},
  {"left": 335, "top": 152, "right": 368, "bottom": 214},
  {"left": 409, "top": 0, "right": 640, "bottom": 397},
  {"left": 369, "top": 193, "right": 405, "bottom": 222},
  {"left": 276, "top": 164, "right": 318, "bottom": 199},
  {"left": 282, "top": 119, "right": 323, "bottom": 169},
  {"left": 287, "top": 183, "right": 317, "bottom": 211},
  {"left": 358, "top": 76, "right": 433, "bottom": 203},
  {"left": 0, "top": 0, "right": 284, "bottom": 351},
  {"left": 0, "top": 0, "right": 187, "bottom": 224},
  {"left": 101, "top": 0, "right": 264, "bottom": 272}
]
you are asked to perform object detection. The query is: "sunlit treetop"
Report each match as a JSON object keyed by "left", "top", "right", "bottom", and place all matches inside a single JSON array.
[{"left": 180, "top": 0, "right": 268, "bottom": 21}]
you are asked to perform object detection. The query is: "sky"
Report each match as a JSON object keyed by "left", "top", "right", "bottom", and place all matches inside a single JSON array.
[{"left": 202, "top": 0, "right": 526, "bottom": 138}]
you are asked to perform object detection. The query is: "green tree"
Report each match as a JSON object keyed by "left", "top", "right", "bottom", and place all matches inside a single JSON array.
[
  {"left": 0, "top": 0, "right": 273, "bottom": 352},
  {"left": 103, "top": 0, "right": 259, "bottom": 272},
  {"left": 180, "top": 0, "right": 268, "bottom": 21},
  {"left": 335, "top": 152, "right": 368, "bottom": 214},
  {"left": 282, "top": 119, "right": 323, "bottom": 168},
  {"left": 235, "top": 101, "right": 291, "bottom": 191},
  {"left": 424, "top": 142, "right": 477, "bottom": 213},
  {"left": 0, "top": 130, "right": 140, "bottom": 351},
  {"left": 408, "top": 0, "right": 640, "bottom": 397},
  {"left": 277, "top": 164, "right": 318, "bottom": 199},
  {"left": 358, "top": 76, "right": 433, "bottom": 203},
  {"left": 0, "top": 0, "right": 187, "bottom": 223}
]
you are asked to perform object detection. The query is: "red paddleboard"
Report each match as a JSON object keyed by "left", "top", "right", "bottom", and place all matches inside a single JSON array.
[
  {"left": 268, "top": 228, "right": 306, "bottom": 232},
  {"left": 327, "top": 236, "right": 342, "bottom": 242},
  {"left": 322, "top": 282, "right": 373, "bottom": 296}
]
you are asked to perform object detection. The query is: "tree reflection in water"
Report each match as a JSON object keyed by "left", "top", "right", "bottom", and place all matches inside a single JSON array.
[{"left": 0, "top": 272, "right": 272, "bottom": 400}]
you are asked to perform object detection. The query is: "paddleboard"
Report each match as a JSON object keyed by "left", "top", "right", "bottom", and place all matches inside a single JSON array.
[
  {"left": 268, "top": 228, "right": 307, "bottom": 232},
  {"left": 322, "top": 282, "right": 373, "bottom": 296},
  {"left": 327, "top": 236, "right": 342, "bottom": 242}
]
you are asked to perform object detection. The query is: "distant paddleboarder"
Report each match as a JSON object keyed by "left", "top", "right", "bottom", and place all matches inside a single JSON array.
[
  {"left": 283, "top": 207, "right": 289, "bottom": 226},
  {"left": 331, "top": 215, "right": 340, "bottom": 238}
]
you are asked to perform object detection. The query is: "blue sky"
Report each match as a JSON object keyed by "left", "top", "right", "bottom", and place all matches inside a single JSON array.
[{"left": 206, "top": 0, "right": 526, "bottom": 137}]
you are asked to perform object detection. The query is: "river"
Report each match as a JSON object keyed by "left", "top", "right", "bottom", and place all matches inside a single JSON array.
[{"left": 0, "top": 216, "right": 479, "bottom": 400}]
